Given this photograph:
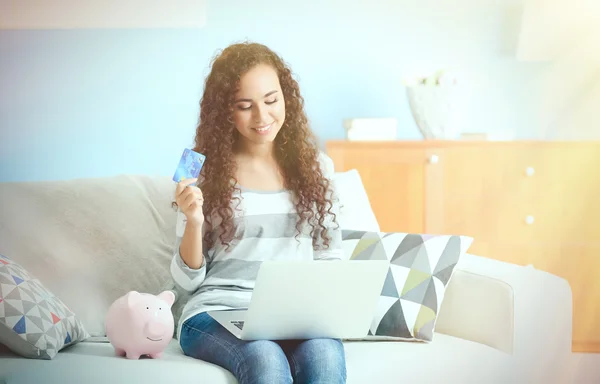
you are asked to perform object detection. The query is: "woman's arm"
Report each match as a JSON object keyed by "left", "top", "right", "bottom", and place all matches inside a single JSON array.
[
  {"left": 170, "top": 211, "right": 208, "bottom": 293},
  {"left": 179, "top": 221, "right": 204, "bottom": 269}
]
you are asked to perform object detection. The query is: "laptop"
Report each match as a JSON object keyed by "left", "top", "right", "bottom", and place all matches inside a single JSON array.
[{"left": 207, "top": 259, "right": 389, "bottom": 340}]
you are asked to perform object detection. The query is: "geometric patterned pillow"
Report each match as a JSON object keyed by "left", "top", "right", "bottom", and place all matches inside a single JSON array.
[
  {"left": 342, "top": 230, "right": 473, "bottom": 342},
  {"left": 0, "top": 253, "right": 90, "bottom": 359}
]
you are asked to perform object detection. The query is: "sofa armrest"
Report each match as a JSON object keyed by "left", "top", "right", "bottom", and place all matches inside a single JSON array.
[
  {"left": 436, "top": 269, "right": 515, "bottom": 354},
  {"left": 436, "top": 253, "right": 573, "bottom": 382}
]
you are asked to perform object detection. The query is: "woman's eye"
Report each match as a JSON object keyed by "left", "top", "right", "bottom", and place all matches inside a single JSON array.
[
  {"left": 265, "top": 98, "right": 278, "bottom": 105},
  {"left": 237, "top": 104, "right": 251, "bottom": 111}
]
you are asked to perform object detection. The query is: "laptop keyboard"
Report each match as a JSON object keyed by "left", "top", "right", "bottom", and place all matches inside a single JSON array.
[{"left": 231, "top": 320, "right": 245, "bottom": 330}]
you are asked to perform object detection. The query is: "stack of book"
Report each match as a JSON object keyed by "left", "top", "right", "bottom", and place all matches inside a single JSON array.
[{"left": 343, "top": 118, "right": 398, "bottom": 141}]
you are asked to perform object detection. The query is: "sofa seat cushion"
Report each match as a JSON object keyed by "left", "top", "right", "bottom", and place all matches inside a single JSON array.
[
  {"left": 1, "top": 334, "right": 515, "bottom": 384},
  {"left": 0, "top": 340, "right": 237, "bottom": 383},
  {"left": 344, "top": 334, "right": 514, "bottom": 383}
]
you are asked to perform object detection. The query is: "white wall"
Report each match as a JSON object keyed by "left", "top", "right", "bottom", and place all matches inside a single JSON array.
[
  {"left": 517, "top": 0, "right": 600, "bottom": 139},
  {"left": 0, "top": 0, "right": 207, "bottom": 29},
  {"left": 0, "top": 0, "right": 596, "bottom": 182}
]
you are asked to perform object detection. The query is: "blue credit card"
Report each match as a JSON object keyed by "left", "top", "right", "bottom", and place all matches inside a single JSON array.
[{"left": 173, "top": 148, "right": 206, "bottom": 183}]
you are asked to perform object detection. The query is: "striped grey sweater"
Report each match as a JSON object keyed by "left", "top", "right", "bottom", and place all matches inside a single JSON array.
[{"left": 170, "top": 153, "right": 343, "bottom": 339}]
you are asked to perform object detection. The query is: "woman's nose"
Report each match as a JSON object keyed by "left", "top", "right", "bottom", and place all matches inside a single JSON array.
[{"left": 253, "top": 104, "right": 269, "bottom": 122}]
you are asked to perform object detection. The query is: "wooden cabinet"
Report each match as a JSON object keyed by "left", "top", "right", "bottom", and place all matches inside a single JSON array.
[{"left": 326, "top": 140, "right": 600, "bottom": 353}]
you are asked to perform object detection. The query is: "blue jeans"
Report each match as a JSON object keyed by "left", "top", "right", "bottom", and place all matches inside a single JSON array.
[{"left": 179, "top": 312, "right": 347, "bottom": 384}]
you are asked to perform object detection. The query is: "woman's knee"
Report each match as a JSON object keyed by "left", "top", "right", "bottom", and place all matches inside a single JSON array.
[
  {"left": 290, "top": 338, "right": 347, "bottom": 383},
  {"left": 237, "top": 340, "right": 293, "bottom": 384},
  {"left": 180, "top": 325, "right": 292, "bottom": 384}
]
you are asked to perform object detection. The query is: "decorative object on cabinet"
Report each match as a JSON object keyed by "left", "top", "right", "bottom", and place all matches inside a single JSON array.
[
  {"left": 343, "top": 118, "right": 397, "bottom": 141},
  {"left": 404, "top": 69, "right": 464, "bottom": 140},
  {"left": 459, "top": 133, "right": 488, "bottom": 140},
  {"left": 326, "top": 139, "right": 600, "bottom": 353}
]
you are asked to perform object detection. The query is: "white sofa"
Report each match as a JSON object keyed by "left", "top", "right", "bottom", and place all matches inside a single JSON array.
[{"left": 0, "top": 171, "right": 576, "bottom": 383}]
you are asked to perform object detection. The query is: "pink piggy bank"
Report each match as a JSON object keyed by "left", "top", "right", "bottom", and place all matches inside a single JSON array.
[{"left": 105, "top": 290, "right": 175, "bottom": 359}]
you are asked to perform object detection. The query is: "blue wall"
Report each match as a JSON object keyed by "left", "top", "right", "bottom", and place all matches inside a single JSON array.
[{"left": 0, "top": 0, "right": 540, "bottom": 182}]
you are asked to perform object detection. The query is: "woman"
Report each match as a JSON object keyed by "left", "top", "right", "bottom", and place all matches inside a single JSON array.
[{"left": 171, "top": 41, "right": 347, "bottom": 384}]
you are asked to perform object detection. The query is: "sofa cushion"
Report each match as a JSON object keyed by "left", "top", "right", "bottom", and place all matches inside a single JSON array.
[
  {"left": 0, "top": 339, "right": 236, "bottom": 383},
  {"left": 0, "top": 335, "right": 514, "bottom": 384},
  {"left": 332, "top": 170, "right": 380, "bottom": 232},
  {"left": 0, "top": 175, "right": 178, "bottom": 337},
  {"left": 0, "top": 254, "right": 89, "bottom": 359},
  {"left": 436, "top": 268, "right": 514, "bottom": 354},
  {"left": 342, "top": 230, "right": 473, "bottom": 342},
  {"left": 343, "top": 334, "right": 514, "bottom": 383}
]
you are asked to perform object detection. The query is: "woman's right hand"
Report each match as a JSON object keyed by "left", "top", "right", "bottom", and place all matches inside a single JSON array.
[{"left": 175, "top": 178, "right": 205, "bottom": 228}]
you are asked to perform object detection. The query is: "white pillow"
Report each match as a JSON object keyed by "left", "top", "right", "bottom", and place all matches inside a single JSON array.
[{"left": 331, "top": 169, "right": 380, "bottom": 232}]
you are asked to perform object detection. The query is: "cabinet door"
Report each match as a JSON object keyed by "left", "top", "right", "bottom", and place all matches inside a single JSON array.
[
  {"left": 327, "top": 143, "right": 429, "bottom": 233},
  {"left": 424, "top": 146, "right": 511, "bottom": 259}
]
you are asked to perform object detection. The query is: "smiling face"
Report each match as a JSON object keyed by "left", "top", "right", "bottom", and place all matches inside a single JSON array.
[
  {"left": 125, "top": 291, "right": 174, "bottom": 346},
  {"left": 232, "top": 64, "right": 286, "bottom": 148}
]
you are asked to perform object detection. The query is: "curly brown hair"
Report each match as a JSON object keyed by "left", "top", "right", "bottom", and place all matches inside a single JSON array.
[{"left": 193, "top": 41, "right": 337, "bottom": 252}]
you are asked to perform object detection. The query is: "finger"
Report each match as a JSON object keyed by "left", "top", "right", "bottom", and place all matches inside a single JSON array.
[
  {"left": 176, "top": 189, "right": 193, "bottom": 208},
  {"left": 176, "top": 184, "right": 200, "bottom": 203},
  {"left": 175, "top": 178, "right": 198, "bottom": 196},
  {"left": 183, "top": 190, "right": 203, "bottom": 208},
  {"left": 176, "top": 178, "right": 198, "bottom": 196},
  {"left": 185, "top": 196, "right": 203, "bottom": 212},
  {"left": 178, "top": 189, "right": 203, "bottom": 210}
]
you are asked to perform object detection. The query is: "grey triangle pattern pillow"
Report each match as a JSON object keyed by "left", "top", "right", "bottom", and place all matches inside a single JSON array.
[
  {"left": 342, "top": 230, "right": 473, "bottom": 342},
  {"left": 0, "top": 253, "right": 90, "bottom": 359}
]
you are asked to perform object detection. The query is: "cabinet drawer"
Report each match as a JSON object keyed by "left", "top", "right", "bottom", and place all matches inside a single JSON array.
[{"left": 493, "top": 146, "right": 600, "bottom": 243}]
